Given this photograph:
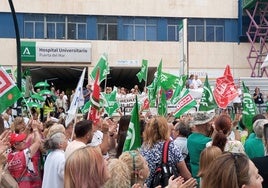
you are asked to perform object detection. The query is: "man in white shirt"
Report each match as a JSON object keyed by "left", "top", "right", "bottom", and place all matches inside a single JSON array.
[{"left": 192, "top": 75, "right": 202, "bottom": 89}]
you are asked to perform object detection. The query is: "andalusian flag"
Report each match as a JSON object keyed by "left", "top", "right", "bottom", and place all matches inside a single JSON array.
[
  {"left": 242, "top": 81, "right": 257, "bottom": 133},
  {"left": 136, "top": 59, "right": 148, "bottom": 83},
  {"left": 123, "top": 96, "right": 141, "bottom": 151},
  {"left": 0, "top": 67, "right": 22, "bottom": 114},
  {"left": 199, "top": 75, "right": 217, "bottom": 111},
  {"left": 173, "top": 88, "right": 197, "bottom": 117},
  {"left": 88, "top": 68, "right": 101, "bottom": 125},
  {"left": 90, "top": 54, "right": 109, "bottom": 83}
]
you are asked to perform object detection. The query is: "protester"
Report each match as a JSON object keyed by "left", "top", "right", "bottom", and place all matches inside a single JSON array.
[
  {"left": 187, "top": 112, "right": 214, "bottom": 183},
  {"left": 252, "top": 122, "right": 268, "bottom": 187},
  {"left": 202, "top": 152, "right": 263, "bottom": 188},
  {"left": 253, "top": 87, "right": 264, "bottom": 113},
  {"left": 42, "top": 132, "right": 67, "bottom": 188},
  {"left": 83, "top": 84, "right": 92, "bottom": 104},
  {"left": 197, "top": 146, "right": 222, "bottom": 186},
  {"left": 232, "top": 83, "right": 242, "bottom": 114},
  {"left": 119, "top": 150, "right": 150, "bottom": 187},
  {"left": 115, "top": 115, "right": 131, "bottom": 158},
  {"left": 140, "top": 116, "right": 192, "bottom": 188},
  {"left": 65, "top": 120, "right": 93, "bottom": 159},
  {"left": 192, "top": 75, "right": 202, "bottom": 89},
  {"left": 206, "top": 114, "right": 245, "bottom": 153},
  {"left": 245, "top": 119, "right": 268, "bottom": 159},
  {"left": 64, "top": 146, "right": 110, "bottom": 188},
  {"left": 8, "top": 120, "right": 42, "bottom": 188}
]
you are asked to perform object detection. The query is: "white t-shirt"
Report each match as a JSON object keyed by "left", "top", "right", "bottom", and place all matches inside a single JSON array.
[
  {"left": 42, "top": 150, "right": 65, "bottom": 188},
  {"left": 65, "top": 140, "right": 85, "bottom": 159}
]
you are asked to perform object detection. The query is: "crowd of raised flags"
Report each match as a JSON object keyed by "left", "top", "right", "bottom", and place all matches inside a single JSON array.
[{"left": 0, "top": 54, "right": 258, "bottom": 151}]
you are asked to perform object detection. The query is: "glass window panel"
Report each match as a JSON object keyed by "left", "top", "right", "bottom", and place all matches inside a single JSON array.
[
  {"left": 98, "top": 24, "right": 107, "bottom": 40},
  {"left": 108, "top": 25, "right": 117, "bottom": 40},
  {"left": 196, "top": 26, "right": 204, "bottom": 41},
  {"left": 35, "top": 22, "right": 44, "bottom": 38},
  {"left": 47, "top": 14, "right": 64, "bottom": 22},
  {"left": 146, "top": 26, "right": 156, "bottom": 41},
  {"left": 206, "top": 26, "right": 214, "bottom": 41},
  {"left": 168, "top": 18, "right": 178, "bottom": 25},
  {"left": 68, "top": 23, "right": 76, "bottom": 39},
  {"left": 78, "top": 24, "right": 86, "bottom": 39},
  {"left": 123, "top": 25, "right": 133, "bottom": 40},
  {"left": 56, "top": 23, "right": 65, "bottom": 39},
  {"left": 24, "top": 22, "right": 34, "bottom": 38},
  {"left": 216, "top": 27, "right": 224, "bottom": 41},
  {"left": 47, "top": 23, "right": 55, "bottom": 39},
  {"left": 168, "top": 26, "right": 176, "bottom": 41},
  {"left": 147, "top": 19, "right": 157, "bottom": 25},
  {"left": 188, "top": 27, "right": 195, "bottom": 41},
  {"left": 68, "top": 16, "right": 86, "bottom": 23},
  {"left": 135, "top": 26, "right": 145, "bottom": 40},
  {"left": 135, "top": 18, "right": 146, "bottom": 25},
  {"left": 25, "top": 14, "right": 43, "bottom": 21},
  {"left": 188, "top": 19, "right": 204, "bottom": 25}
]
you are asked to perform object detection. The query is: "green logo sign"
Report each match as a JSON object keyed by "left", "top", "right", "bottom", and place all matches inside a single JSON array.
[{"left": 21, "top": 41, "right": 36, "bottom": 62}]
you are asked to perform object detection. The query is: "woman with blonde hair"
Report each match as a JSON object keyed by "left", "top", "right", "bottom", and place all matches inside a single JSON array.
[
  {"left": 64, "top": 146, "right": 110, "bottom": 188},
  {"left": 140, "top": 116, "right": 192, "bottom": 188},
  {"left": 202, "top": 152, "right": 263, "bottom": 188},
  {"left": 198, "top": 146, "right": 222, "bottom": 184}
]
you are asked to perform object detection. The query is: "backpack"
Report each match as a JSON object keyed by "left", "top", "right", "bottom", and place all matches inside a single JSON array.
[{"left": 150, "top": 141, "right": 179, "bottom": 188}]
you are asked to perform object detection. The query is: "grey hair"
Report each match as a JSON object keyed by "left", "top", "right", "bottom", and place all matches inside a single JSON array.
[{"left": 44, "top": 132, "right": 66, "bottom": 150}]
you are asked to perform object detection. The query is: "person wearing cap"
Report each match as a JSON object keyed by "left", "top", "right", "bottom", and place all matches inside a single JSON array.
[
  {"left": 8, "top": 119, "right": 42, "bottom": 188},
  {"left": 244, "top": 119, "right": 268, "bottom": 159},
  {"left": 187, "top": 112, "right": 214, "bottom": 184}
]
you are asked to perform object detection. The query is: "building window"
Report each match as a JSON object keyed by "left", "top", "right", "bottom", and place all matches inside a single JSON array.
[
  {"left": 97, "top": 17, "right": 117, "bottom": 40},
  {"left": 188, "top": 19, "right": 224, "bottom": 42},
  {"left": 24, "top": 14, "right": 87, "bottom": 40},
  {"left": 122, "top": 17, "right": 157, "bottom": 41},
  {"left": 167, "top": 18, "right": 183, "bottom": 41}
]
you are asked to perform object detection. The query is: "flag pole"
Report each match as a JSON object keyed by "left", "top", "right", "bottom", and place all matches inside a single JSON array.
[
  {"left": 70, "top": 108, "right": 78, "bottom": 141},
  {"left": 22, "top": 97, "right": 33, "bottom": 118}
]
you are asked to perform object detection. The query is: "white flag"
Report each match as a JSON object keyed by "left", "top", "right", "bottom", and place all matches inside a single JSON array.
[{"left": 65, "top": 68, "right": 86, "bottom": 127}]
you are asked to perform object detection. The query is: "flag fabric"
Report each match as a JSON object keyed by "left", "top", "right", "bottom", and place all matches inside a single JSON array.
[
  {"left": 88, "top": 68, "right": 101, "bottom": 125},
  {"left": 123, "top": 96, "right": 141, "bottom": 151},
  {"left": 81, "top": 100, "right": 91, "bottom": 114},
  {"left": 65, "top": 68, "right": 86, "bottom": 126},
  {"left": 0, "top": 67, "right": 22, "bottom": 114},
  {"left": 199, "top": 75, "right": 218, "bottom": 111},
  {"left": 90, "top": 54, "right": 109, "bottom": 83},
  {"left": 142, "top": 98, "right": 150, "bottom": 110},
  {"left": 160, "top": 72, "right": 180, "bottom": 90},
  {"left": 242, "top": 81, "right": 257, "bottom": 133},
  {"left": 170, "top": 75, "right": 187, "bottom": 104},
  {"left": 173, "top": 88, "right": 197, "bottom": 118},
  {"left": 158, "top": 88, "right": 167, "bottom": 116},
  {"left": 178, "top": 20, "right": 183, "bottom": 41},
  {"left": 136, "top": 59, "right": 148, "bottom": 83},
  {"left": 213, "top": 65, "right": 238, "bottom": 109},
  {"left": 102, "top": 87, "right": 120, "bottom": 116}
]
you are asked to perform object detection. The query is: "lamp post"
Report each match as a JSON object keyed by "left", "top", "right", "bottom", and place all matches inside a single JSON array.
[{"left": 8, "top": 0, "right": 22, "bottom": 111}]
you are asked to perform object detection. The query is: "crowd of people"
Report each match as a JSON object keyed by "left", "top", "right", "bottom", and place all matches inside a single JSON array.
[
  {"left": 0, "top": 77, "right": 268, "bottom": 188},
  {"left": 0, "top": 101, "right": 267, "bottom": 187}
]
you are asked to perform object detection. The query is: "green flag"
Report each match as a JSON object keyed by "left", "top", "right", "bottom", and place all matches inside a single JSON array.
[
  {"left": 158, "top": 88, "right": 167, "bottom": 116},
  {"left": 90, "top": 54, "right": 109, "bottom": 83},
  {"left": 160, "top": 72, "right": 180, "bottom": 90},
  {"left": 81, "top": 101, "right": 91, "bottom": 114},
  {"left": 242, "top": 81, "right": 257, "bottom": 133},
  {"left": 102, "top": 87, "right": 119, "bottom": 116},
  {"left": 123, "top": 96, "right": 141, "bottom": 151},
  {"left": 199, "top": 75, "right": 218, "bottom": 111},
  {"left": 170, "top": 75, "right": 187, "bottom": 104},
  {"left": 173, "top": 88, "right": 197, "bottom": 118},
  {"left": 136, "top": 59, "right": 148, "bottom": 83},
  {"left": 105, "top": 102, "right": 120, "bottom": 116},
  {"left": 0, "top": 67, "right": 22, "bottom": 114}
]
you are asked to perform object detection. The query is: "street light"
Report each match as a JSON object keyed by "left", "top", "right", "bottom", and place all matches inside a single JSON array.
[{"left": 8, "top": 0, "right": 22, "bottom": 112}]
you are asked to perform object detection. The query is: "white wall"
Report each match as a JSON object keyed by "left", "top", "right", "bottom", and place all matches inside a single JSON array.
[{"left": 1, "top": 0, "right": 238, "bottom": 18}]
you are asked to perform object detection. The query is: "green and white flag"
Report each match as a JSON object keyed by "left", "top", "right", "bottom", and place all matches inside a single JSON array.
[
  {"left": 136, "top": 59, "right": 148, "bottom": 83},
  {"left": 90, "top": 54, "right": 109, "bottom": 83},
  {"left": 173, "top": 88, "right": 197, "bottom": 118},
  {"left": 199, "top": 75, "right": 217, "bottom": 111},
  {"left": 158, "top": 88, "right": 167, "bottom": 116},
  {"left": 123, "top": 96, "right": 141, "bottom": 152},
  {"left": 170, "top": 75, "right": 187, "bottom": 104},
  {"left": 0, "top": 67, "right": 22, "bottom": 114},
  {"left": 160, "top": 72, "right": 180, "bottom": 90},
  {"left": 102, "top": 87, "right": 119, "bottom": 116},
  {"left": 242, "top": 81, "right": 257, "bottom": 133}
]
